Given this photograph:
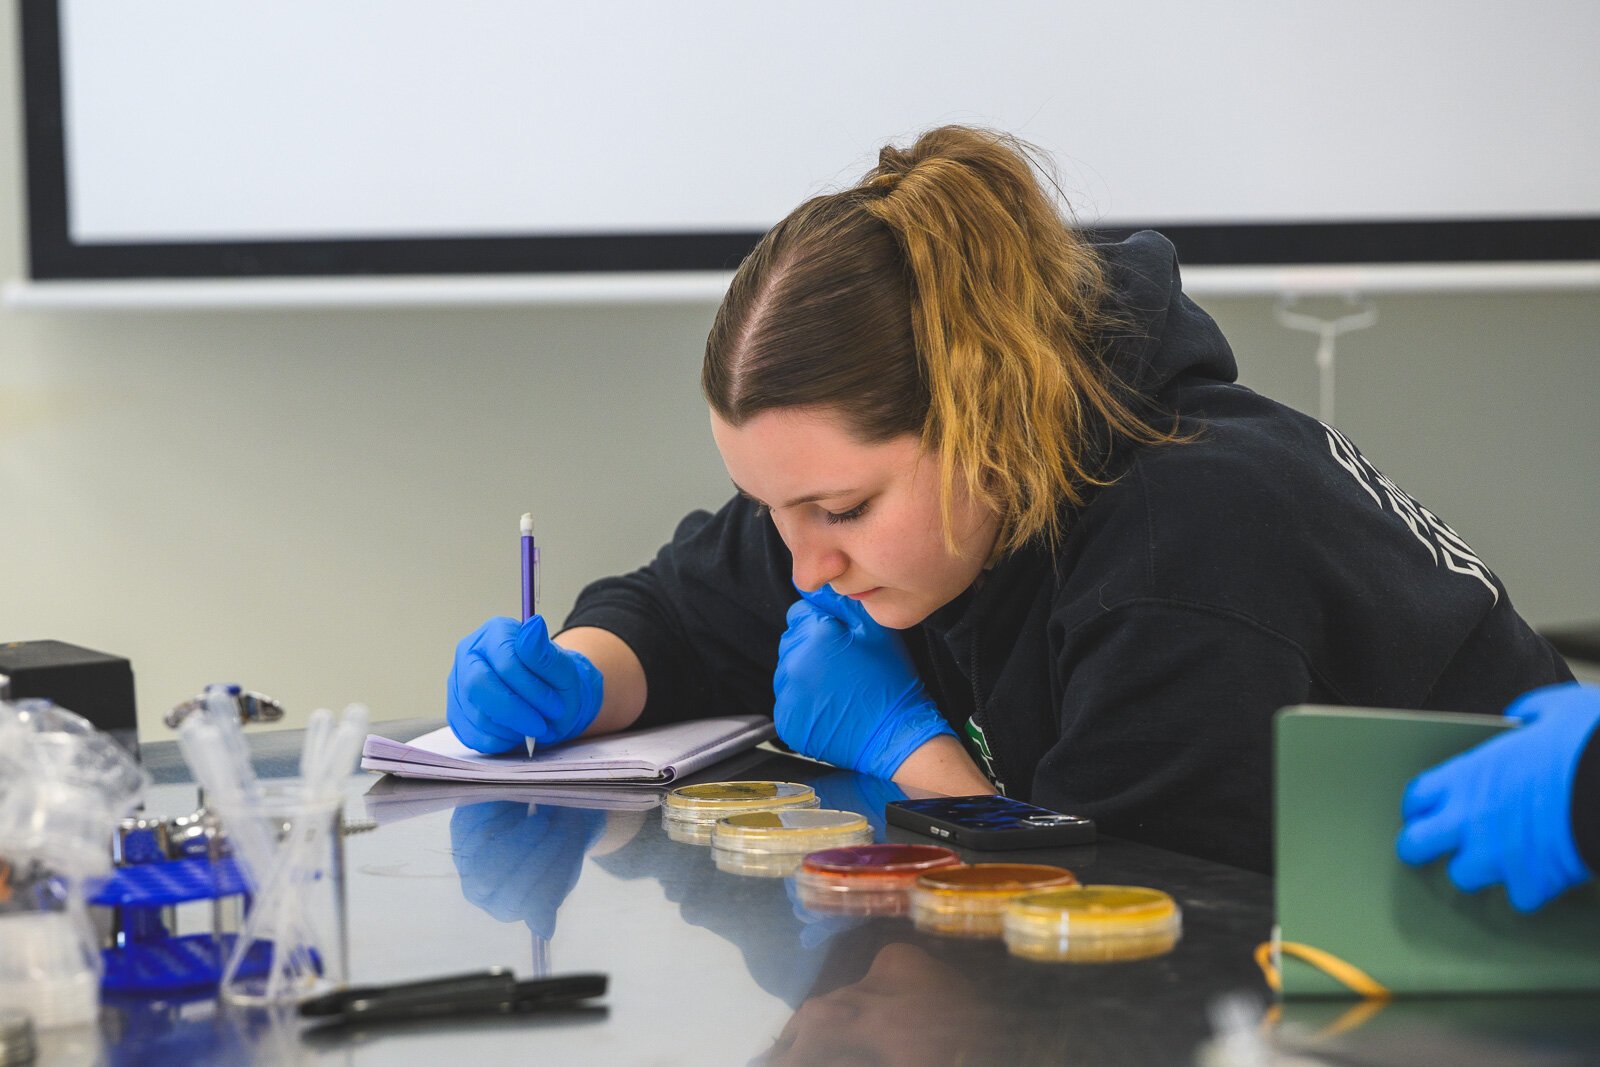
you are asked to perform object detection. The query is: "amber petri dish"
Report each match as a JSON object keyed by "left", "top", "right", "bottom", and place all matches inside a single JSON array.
[
  {"left": 910, "top": 863, "right": 1078, "bottom": 938},
  {"left": 711, "top": 809, "right": 874, "bottom": 878},
  {"left": 661, "top": 781, "right": 819, "bottom": 845},
  {"left": 793, "top": 844, "right": 963, "bottom": 916},
  {"left": 1004, "top": 885, "right": 1181, "bottom": 963}
]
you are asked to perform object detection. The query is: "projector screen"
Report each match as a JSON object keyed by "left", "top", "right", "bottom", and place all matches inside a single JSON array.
[{"left": 21, "top": 0, "right": 1600, "bottom": 280}]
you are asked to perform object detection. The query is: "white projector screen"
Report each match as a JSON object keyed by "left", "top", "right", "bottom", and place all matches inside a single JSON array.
[{"left": 21, "top": 0, "right": 1600, "bottom": 280}]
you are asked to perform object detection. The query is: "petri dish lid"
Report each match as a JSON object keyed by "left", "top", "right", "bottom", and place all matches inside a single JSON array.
[
  {"left": 800, "top": 844, "right": 961, "bottom": 879},
  {"left": 914, "top": 863, "right": 1078, "bottom": 896},
  {"left": 663, "top": 781, "right": 817, "bottom": 821},
  {"left": 1006, "top": 885, "right": 1178, "bottom": 935},
  {"left": 711, "top": 808, "right": 872, "bottom": 853}
]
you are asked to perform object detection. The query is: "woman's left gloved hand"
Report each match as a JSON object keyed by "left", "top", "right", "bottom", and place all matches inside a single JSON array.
[
  {"left": 772, "top": 584, "right": 954, "bottom": 780},
  {"left": 1396, "top": 682, "right": 1600, "bottom": 912}
]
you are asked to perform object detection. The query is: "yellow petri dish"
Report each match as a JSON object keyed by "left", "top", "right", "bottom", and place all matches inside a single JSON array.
[
  {"left": 664, "top": 818, "right": 718, "bottom": 845},
  {"left": 661, "top": 781, "right": 819, "bottom": 845},
  {"left": 711, "top": 809, "right": 874, "bottom": 878},
  {"left": 910, "top": 863, "right": 1078, "bottom": 938},
  {"left": 793, "top": 844, "right": 963, "bottom": 917},
  {"left": 1003, "top": 885, "right": 1181, "bottom": 963}
]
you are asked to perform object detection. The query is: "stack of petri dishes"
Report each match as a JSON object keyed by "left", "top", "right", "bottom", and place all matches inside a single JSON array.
[
  {"left": 1004, "top": 885, "right": 1181, "bottom": 963},
  {"left": 910, "top": 863, "right": 1078, "bottom": 938},
  {"left": 711, "top": 809, "right": 874, "bottom": 877},
  {"left": 793, "top": 844, "right": 963, "bottom": 916},
  {"left": 661, "top": 782, "right": 819, "bottom": 845}
]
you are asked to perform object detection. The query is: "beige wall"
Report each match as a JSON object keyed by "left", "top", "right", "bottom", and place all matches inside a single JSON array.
[{"left": 4, "top": 4, "right": 1596, "bottom": 738}]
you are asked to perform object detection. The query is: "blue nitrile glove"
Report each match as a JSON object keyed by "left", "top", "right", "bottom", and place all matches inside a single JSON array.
[
  {"left": 772, "top": 584, "right": 955, "bottom": 780},
  {"left": 1396, "top": 683, "right": 1600, "bottom": 912},
  {"left": 449, "top": 800, "right": 607, "bottom": 940},
  {"left": 447, "top": 615, "right": 604, "bottom": 754}
]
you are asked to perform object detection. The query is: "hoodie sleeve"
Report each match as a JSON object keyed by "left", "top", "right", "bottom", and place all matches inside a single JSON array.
[
  {"left": 561, "top": 494, "right": 797, "bottom": 728},
  {"left": 1031, "top": 600, "right": 1321, "bottom": 874}
]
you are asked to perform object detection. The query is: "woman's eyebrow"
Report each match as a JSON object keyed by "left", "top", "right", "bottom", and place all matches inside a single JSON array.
[{"left": 730, "top": 480, "right": 857, "bottom": 509}]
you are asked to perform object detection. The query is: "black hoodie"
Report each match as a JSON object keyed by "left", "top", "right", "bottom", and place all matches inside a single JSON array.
[{"left": 564, "top": 232, "right": 1572, "bottom": 873}]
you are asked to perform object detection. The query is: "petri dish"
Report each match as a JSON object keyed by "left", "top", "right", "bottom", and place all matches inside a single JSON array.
[
  {"left": 661, "top": 781, "right": 819, "bottom": 845},
  {"left": 711, "top": 809, "right": 874, "bottom": 878},
  {"left": 1004, "top": 885, "right": 1181, "bottom": 963},
  {"left": 793, "top": 844, "right": 963, "bottom": 916},
  {"left": 910, "top": 863, "right": 1078, "bottom": 938}
]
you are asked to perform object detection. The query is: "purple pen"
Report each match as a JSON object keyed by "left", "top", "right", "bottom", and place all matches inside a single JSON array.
[{"left": 520, "top": 512, "right": 540, "bottom": 623}]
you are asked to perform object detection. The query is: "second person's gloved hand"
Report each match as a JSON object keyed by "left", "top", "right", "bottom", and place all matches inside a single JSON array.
[
  {"left": 773, "top": 585, "right": 954, "bottom": 780},
  {"left": 1396, "top": 682, "right": 1600, "bottom": 912},
  {"left": 448, "top": 616, "right": 603, "bottom": 754}
]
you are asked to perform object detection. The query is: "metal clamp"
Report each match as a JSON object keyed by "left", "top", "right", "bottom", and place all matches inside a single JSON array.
[{"left": 165, "top": 684, "right": 286, "bottom": 730}]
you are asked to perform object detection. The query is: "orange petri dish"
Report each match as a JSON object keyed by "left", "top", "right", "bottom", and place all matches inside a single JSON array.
[
  {"left": 794, "top": 844, "right": 963, "bottom": 916},
  {"left": 910, "top": 863, "right": 1078, "bottom": 938},
  {"left": 1004, "top": 885, "right": 1181, "bottom": 963}
]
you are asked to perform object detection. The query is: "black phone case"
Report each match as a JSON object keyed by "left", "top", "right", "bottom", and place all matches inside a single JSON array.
[{"left": 885, "top": 795, "right": 1096, "bottom": 850}]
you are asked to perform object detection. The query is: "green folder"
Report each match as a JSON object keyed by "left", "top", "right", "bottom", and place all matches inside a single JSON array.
[{"left": 1274, "top": 705, "right": 1600, "bottom": 997}]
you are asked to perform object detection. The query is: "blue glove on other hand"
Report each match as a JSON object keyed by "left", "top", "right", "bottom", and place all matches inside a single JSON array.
[
  {"left": 1396, "top": 683, "right": 1600, "bottom": 912},
  {"left": 447, "top": 615, "right": 603, "bottom": 754},
  {"left": 773, "top": 585, "right": 955, "bottom": 781}
]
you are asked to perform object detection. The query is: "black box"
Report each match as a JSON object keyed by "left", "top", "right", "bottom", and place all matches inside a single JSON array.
[{"left": 0, "top": 640, "right": 137, "bottom": 732}]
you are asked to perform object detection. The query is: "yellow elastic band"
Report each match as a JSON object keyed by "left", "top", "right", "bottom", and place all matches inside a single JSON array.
[
  {"left": 1319, "top": 997, "right": 1390, "bottom": 1037},
  {"left": 1254, "top": 939, "right": 1391, "bottom": 1000}
]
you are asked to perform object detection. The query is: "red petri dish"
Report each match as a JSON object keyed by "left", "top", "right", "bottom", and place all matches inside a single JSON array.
[{"left": 794, "top": 844, "right": 962, "bottom": 916}]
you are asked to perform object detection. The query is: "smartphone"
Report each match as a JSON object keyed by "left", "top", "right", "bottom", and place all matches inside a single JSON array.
[{"left": 885, "top": 795, "right": 1096, "bottom": 850}]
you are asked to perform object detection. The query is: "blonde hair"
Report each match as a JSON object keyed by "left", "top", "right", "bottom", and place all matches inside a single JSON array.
[{"left": 703, "top": 125, "right": 1182, "bottom": 557}]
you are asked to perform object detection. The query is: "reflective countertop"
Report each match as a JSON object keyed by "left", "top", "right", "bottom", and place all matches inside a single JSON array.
[{"left": 52, "top": 722, "right": 1600, "bottom": 1065}]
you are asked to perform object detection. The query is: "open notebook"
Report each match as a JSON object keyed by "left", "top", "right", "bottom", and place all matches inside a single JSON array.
[
  {"left": 360, "top": 715, "right": 775, "bottom": 785},
  {"left": 360, "top": 776, "right": 668, "bottom": 825}
]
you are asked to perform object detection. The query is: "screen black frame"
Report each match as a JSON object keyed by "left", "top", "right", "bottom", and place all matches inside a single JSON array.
[{"left": 21, "top": 1, "right": 1600, "bottom": 282}]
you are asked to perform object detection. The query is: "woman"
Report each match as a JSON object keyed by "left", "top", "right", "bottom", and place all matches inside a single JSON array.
[{"left": 447, "top": 126, "right": 1571, "bottom": 872}]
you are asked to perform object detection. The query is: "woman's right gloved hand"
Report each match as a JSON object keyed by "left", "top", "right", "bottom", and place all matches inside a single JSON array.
[{"left": 447, "top": 615, "right": 604, "bottom": 754}]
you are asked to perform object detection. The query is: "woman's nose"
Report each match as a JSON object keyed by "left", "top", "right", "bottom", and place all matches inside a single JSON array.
[{"left": 782, "top": 519, "right": 847, "bottom": 593}]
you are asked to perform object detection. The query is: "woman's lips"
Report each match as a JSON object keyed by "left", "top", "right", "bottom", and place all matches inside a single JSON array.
[{"left": 843, "top": 587, "right": 881, "bottom": 600}]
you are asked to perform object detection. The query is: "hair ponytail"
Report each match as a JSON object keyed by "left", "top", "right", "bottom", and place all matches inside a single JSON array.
[{"left": 704, "top": 125, "right": 1183, "bottom": 558}]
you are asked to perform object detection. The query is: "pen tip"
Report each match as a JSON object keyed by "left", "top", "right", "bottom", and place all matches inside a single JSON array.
[{"left": 520, "top": 512, "right": 534, "bottom": 536}]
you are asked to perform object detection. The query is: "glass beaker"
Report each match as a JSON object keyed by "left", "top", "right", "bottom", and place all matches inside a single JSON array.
[{"left": 219, "top": 782, "right": 347, "bottom": 1006}]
